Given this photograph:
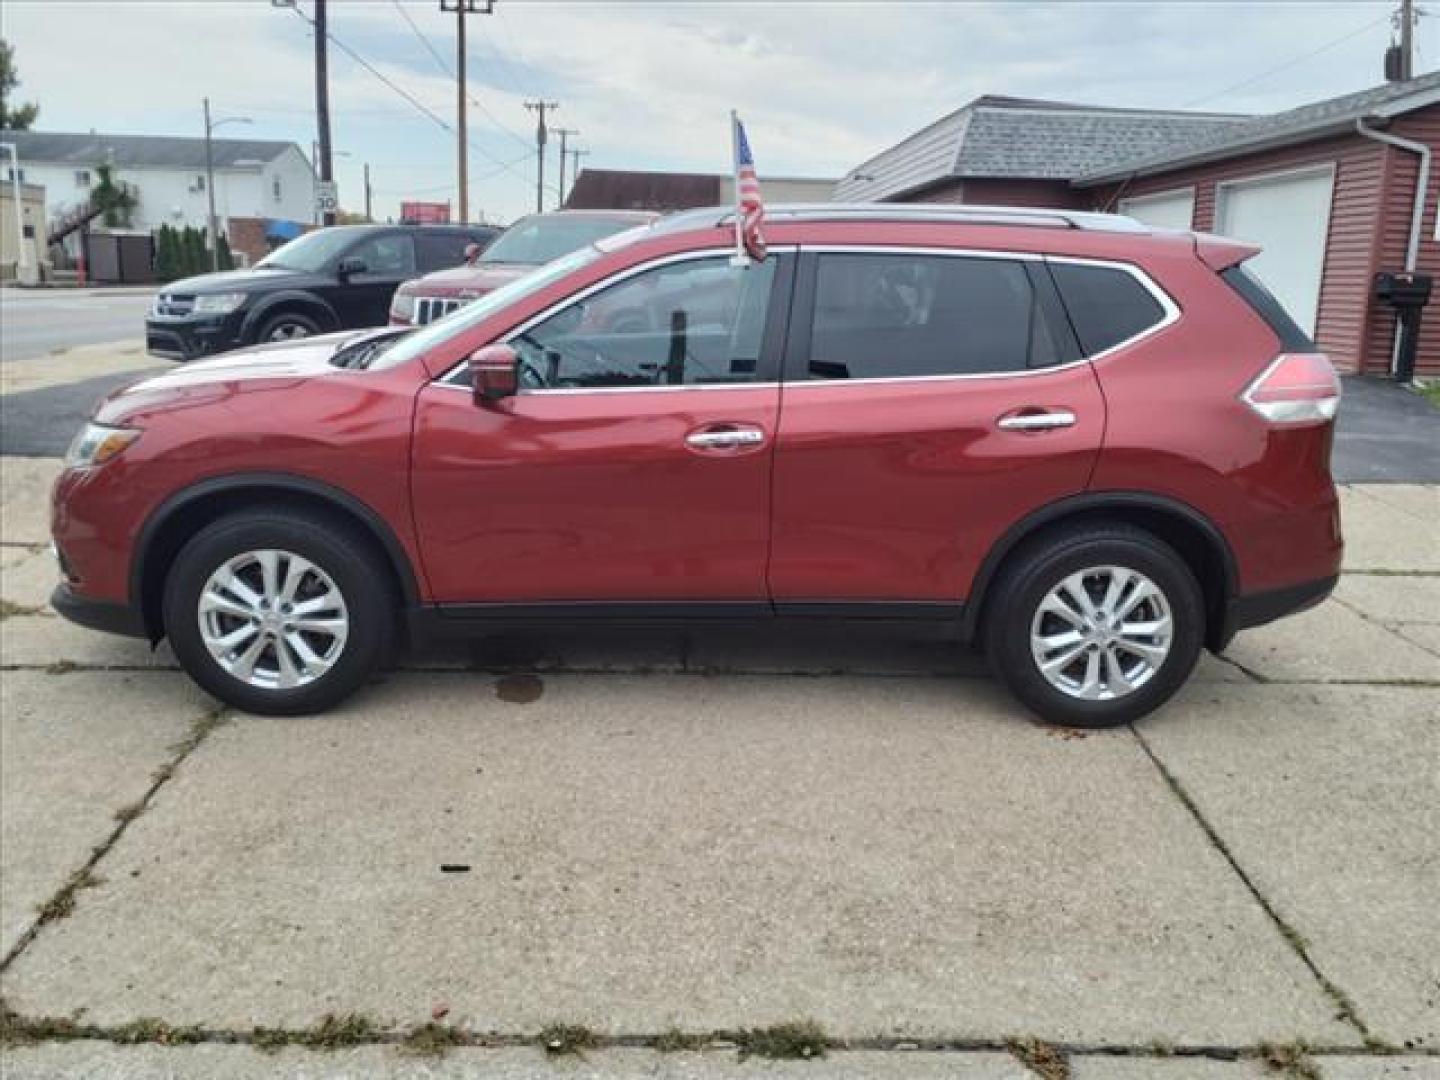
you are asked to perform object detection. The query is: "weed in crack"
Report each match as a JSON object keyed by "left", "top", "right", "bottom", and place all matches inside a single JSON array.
[
  {"left": 1259, "top": 1041, "right": 1322, "bottom": 1080},
  {"left": 400, "top": 1021, "right": 468, "bottom": 1057},
  {"left": 1008, "top": 1037, "right": 1070, "bottom": 1080},
  {"left": 111, "top": 1018, "right": 204, "bottom": 1046},
  {"left": 539, "top": 1023, "right": 599, "bottom": 1056},
  {"left": 651, "top": 1027, "right": 708, "bottom": 1052},
  {"left": 733, "top": 1020, "right": 827, "bottom": 1060},
  {"left": 0, "top": 600, "right": 43, "bottom": 619},
  {"left": 34, "top": 868, "right": 103, "bottom": 924},
  {"left": 299, "top": 1013, "right": 376, "bottom": 1050},
  {"left": 45, "top": 660, "right": 78, "bottom": 675},
  {"left": 251, "top": 1026, "right": 294, "bottom": 1054}
]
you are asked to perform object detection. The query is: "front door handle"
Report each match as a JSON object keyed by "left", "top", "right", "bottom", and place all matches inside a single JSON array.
[
  {"left": 685, "top": 425, "right": 767, "bottom": 451},
  {"left": 997, "top": 409, "right": 1077, "bottom": 432}
]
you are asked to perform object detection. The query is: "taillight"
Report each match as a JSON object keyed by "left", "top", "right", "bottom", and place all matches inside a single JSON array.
[{"left": 1241, "top": 353, "right": 1341, "bottom": 424}]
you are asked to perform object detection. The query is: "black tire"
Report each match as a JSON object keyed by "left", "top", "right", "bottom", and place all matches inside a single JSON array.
[
  {"left": 254, "top": 310, "right": 321, "bottom": 345},
  {"left": 162, "top": 507, "right": 392, "bottom": 716},
  {"left": 982, "top": 524, "right": 1204, "bottom": 728}
]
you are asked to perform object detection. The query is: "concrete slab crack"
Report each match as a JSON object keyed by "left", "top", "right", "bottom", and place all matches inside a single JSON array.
[
  {"left": 1131, "top": 725, "right": 1382, "bottom": 1048},
  {"left": 0, "top": 705, "right": 229, "bottom": 974}
]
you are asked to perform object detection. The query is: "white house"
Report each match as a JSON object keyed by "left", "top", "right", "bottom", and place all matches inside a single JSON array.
[{"left": 0, "top": 129, "right": 314, "bottom": 256}]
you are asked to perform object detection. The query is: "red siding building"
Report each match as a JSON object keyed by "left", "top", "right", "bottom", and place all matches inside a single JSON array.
[{"left": 840, "top": 76, "right": 1440, "bottom": 376}]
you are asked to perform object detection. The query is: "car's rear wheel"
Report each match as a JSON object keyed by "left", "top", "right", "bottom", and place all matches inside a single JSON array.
[
  {"left": 982, "top": 525, "right": 1204, "bottom": 728},
  {"left": 163, "top": 508, "right": 391, "bottom": 715},
  {"left": 256, "top": 311, "right": 321, "bottom": 344}
]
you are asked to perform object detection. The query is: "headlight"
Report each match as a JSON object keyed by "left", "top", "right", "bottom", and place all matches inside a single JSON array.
[
  {"left": 389, "top": 289, "right": 416, "bottom": 322},
  {"left": 64, "top": 423, "right": 141, "bottom": 469},
  {"left": 192, "top": 292, "right": 248, "bottom": 314}
]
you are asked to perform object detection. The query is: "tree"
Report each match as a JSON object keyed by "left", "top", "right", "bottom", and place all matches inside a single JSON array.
[
  {"left": 0, "top": 39, "right": 40, "bottom": 130},
  {"left": 154, "top": 224, "right": 180, "bottom": 281},
  {"left": 215, "top": 231, "right": 234, "bottom": 272},
  {"left": 93, "top": 163, "right": 137, "bottom": 228},
  {"left": 182, "top": 226, "right": 207, "bottom": 276}
]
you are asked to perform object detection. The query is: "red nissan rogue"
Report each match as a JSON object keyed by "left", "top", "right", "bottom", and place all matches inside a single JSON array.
[{"left": 51, "top": 205, "right": 1342, "bottom": 727}]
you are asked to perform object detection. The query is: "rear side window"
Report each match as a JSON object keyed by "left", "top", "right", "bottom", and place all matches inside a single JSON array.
[
  {"left": 1222, "top": 264, "right": 1315, "bottom": 351},
  {"left": 1049, "top": 261, "right": 1167, "bottom": 356},
  {"left": 806, "top": 253, "right": 1065, "bottom": 379}
]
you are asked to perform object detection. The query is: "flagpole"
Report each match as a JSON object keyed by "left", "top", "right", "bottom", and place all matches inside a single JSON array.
[{"left": 730, "top": 110, "right": 749, "bottom": 267}]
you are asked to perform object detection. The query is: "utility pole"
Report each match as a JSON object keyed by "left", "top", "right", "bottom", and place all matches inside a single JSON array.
[
  {"left": 442, "top": 1, "right": 495, "bottom": 224},
  {"left": 525, "top": 100, "right": 559, "bottom": 214},
  {"left": 567, "top": 147, "right": 590, "bottom": 204},
  {"left": 1400, "top": 0, "right": 1415, "bottom": 81},
  {"left": 364, "top": 162, "right": 373, "bottom": 222},
  {"left": 314, "top": 0, "right": 335, "bottom": 226},
  {"left": 554, "top": 128, "right": 577, "bottom": 209}
]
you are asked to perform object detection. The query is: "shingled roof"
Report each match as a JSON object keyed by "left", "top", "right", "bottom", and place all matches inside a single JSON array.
[
  {"left": 0, "top": 130, "right": 301, "bottom": 170},
  {"left": 834, "top": 96, "right": 1249, "bottom": 201},
  {"left": 1076, "top": 72, "right": 1440, "bottom": 184}
]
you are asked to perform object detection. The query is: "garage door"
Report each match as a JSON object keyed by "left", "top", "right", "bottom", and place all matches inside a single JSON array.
[
  {"left": 1119, "top": 188, "right": 1196, "bottom": 231},
  {"left": 1215, "top": 166, "right": 1335, "bottom": 336}
]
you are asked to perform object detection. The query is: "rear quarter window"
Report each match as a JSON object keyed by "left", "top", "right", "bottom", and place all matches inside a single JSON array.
[
  {"left": 1049, "top": 261, "right": 1167, "bottom": 356},
  {"left": 1221, "top": 264, "right": 1316, "bottom": 351}
]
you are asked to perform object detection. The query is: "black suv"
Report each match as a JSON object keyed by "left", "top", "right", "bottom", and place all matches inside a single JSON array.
[{"left": 145, "top": 223, "right": 498, "bottom": 361}]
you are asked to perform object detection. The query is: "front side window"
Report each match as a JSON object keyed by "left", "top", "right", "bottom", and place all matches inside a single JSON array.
[
  {"left": 1049, "top": 261, "right": 1167, "bottom": 356},
  {"left": 512, "top": 256, "right": 777, "bottom": 389},
  {"left": 348, "top": 233, "right": 416, "bottom": 276},
  {"left": 416, "top": 232, "right": 473, "bottom": 272},
  {"left": 806, "top": 253, "right": 1063, "bottom": 379}
]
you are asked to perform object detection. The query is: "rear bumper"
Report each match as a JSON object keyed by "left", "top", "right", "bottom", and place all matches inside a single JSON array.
[
  {"left": 50, "top": 582, "right": 148, "bottom": 639},
  {"left": 1213, "top": 574, "right": 1336, "bottom": 652}
]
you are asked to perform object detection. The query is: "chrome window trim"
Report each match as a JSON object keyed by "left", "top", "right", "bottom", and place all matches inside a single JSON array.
[
  {"left": 436, "top": 246, "right": 796, "bottom": 388},
  {"left": 1043, "top": 253, "right": 1181, "bottom": 364}
]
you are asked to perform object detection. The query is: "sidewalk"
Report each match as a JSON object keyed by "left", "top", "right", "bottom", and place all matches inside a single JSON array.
[{"left": 1, "top": 459, "right": 1436, "bottom": 1079}]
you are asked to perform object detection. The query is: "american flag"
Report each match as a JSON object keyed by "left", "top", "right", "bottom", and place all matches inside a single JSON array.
[{"left": 732, "top": 114, "right": 767, "bottom": 261}]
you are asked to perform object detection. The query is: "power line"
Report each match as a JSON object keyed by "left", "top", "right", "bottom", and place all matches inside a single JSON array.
[{"left": 1182, "top": 13, "right": 1390, "bottom": 107}]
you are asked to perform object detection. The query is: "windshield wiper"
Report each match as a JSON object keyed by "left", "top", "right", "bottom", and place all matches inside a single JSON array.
[{"left": 331, "top": 330, "right": 413, "bottom": 370}]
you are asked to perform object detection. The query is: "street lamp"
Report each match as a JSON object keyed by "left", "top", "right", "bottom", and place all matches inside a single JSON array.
[{"left": 203, "top": 98, "right": 252, "bottom": 271}]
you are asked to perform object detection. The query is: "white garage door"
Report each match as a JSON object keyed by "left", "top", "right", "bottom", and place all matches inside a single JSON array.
[
  {"left": 1215, "top": 166, "right": 1335, "bottom": 336},
  {"left": 1119, "top": 188, "right": 1196, "bottom": 231}
]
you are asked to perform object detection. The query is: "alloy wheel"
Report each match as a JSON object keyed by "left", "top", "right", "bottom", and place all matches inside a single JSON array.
[
  {"left": 1028, "top": 565, "right": 1173, "bottom": 701},
  {"left": 197, "top": 549, "right": 349, "bottom": 690}
]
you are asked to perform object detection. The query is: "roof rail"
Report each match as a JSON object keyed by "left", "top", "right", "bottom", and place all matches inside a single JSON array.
[{"left": 698, "top": 202, "right": 1149, "bottom": 233}]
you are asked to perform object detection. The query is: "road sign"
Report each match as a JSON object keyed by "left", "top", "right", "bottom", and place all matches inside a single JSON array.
[{"left": 314, "top": 182, "right": 338, "bottom": 215}]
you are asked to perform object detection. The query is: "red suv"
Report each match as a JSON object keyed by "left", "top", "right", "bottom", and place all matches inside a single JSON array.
[{"left": 51, "top": 205, "right": 1342, "bottom": 727}]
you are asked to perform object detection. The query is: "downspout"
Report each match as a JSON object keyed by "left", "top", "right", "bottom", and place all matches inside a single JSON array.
[
  {"left": 1355, "top": 117, "right": 1430, "bottom": 272},
  {"left": 1356, "top": 117, "right": 1431, "bottom": 375}
]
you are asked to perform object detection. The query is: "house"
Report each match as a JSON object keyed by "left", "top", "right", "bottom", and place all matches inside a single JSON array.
[
  {"left": 0, "top": 129, "right": 315, "bottom": 264},
  {"left": 0, "top": 179, "right": 46, "bottom": 282},
  {"left": 565, "top": 168, "right": 838, "bottom": 212},
  {"left": 838, "top": 74, "right": 1440, "bottom": 377}
]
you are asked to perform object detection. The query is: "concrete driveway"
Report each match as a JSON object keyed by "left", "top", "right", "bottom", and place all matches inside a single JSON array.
[{"left": 1, "top": 458, "right": 1437, "bottom": 1079}]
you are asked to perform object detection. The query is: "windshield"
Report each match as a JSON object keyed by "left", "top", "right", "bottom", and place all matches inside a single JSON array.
[
  {"left": 256, "top": 228, "right": 365, "bottom": 273},
  {"left": 369, "top": 245, "right": 603, "bottom": 371},
  {"left": 480, "top": 216, "right": 641, "bottom": 266}
]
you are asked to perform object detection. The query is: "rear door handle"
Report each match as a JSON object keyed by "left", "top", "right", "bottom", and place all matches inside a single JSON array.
[
  {"left": 997, "top": 409, "right": 1077, "bottom": 432},
  {"left": 685, "top": 426, "right": 766, "bottom": 451}
]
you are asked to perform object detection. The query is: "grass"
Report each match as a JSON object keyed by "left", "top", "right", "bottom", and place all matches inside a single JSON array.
[
  {"left": 651, "top": 1027, "right": 708, "bottom": 1052},
  {"left": 539, "top": 1023, "right": 599, "bottom": 1056},
  {"left": 110, "top": 1018, "right": 204, "bottom": 1046},
  {"left": 0, "top": 599, "right": 42, "bottom": 619},
  {"left": 1417, "top": 380, "right": 1440, "bottom": 410},
  {"left": 1258, "top": 1041, "right": 1322, "bottom": 1080},
  {"left": 34, "top": 868, "right": 102, "bottom": 925},
  {"left": 399, "top": 1021, "right": 469, "bottom": 1057},
  {"left": 1008, "top": 1036, "right": 1070, "bottom": 1080},
  {"left": 733, "top": 1020, "right": 827, "bottom": 1061}
]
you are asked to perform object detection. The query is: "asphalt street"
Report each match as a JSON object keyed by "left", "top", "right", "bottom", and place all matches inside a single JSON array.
[{"left": 0, "top": 288, "right": 154, "bottom": 363}]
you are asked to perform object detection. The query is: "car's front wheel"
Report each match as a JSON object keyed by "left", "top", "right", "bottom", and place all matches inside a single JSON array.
[
  {"left": 162, "top": 508, "right": 392, "bottom": 715},
  {"left": 256, "top": 311, "right": 321, "bottom": 344},
  {"left": 983, "top": 524, "right": 1204, "bottom": 728}
]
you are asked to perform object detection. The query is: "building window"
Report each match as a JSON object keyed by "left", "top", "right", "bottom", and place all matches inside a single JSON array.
[
  {"left": 74, "top": 170, "right": 91, "bottom": 188},
  {"left": 194, "top": 174, "right": 206, "bottom": 192},
  {"left": 272, "top": 177, "right": 282, "bottom": 202},
  {"left": 4, "top": 167, "right": 24, "bottom": 183}
]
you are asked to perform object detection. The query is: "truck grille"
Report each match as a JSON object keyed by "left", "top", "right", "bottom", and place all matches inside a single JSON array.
[
  {"left": 414, "top": 296, "right": 467, "bottom": 326},
  {"left": 152, "top": 294, "right": 195, "bottom": 317}
]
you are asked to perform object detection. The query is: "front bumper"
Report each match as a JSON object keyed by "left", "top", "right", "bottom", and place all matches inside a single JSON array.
[
  {"left": 145, "top": 313, "right": 245, "bottom": 362},
  {"left": 51, "top": 582, "right": 147, "bottom": 639}
]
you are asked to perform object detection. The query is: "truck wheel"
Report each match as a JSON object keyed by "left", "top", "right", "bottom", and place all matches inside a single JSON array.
[
  {"left": 256, "top": 311, "right": 321, "bottom": 343},
  {"left": 982, "top": 524, "right": 1204, "bottom": 728},
  {"left": 162, "top": 508, "right": 392, "bottom": 715}
]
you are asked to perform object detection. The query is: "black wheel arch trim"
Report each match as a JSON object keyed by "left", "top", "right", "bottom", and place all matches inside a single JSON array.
[
  {"left": 241, "top": 292, "right": 338, "bottom": 340},
  {"left": 131, "top": 471, "right": 421, "bottom": 637},
  {"left": 959, "top": 490, "right": 1240, "bottom": 642}
]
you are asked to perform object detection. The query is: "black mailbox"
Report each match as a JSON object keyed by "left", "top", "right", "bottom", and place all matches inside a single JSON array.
[{"left": 1374, "top": 271, "right": 1433, "bottom": 308}]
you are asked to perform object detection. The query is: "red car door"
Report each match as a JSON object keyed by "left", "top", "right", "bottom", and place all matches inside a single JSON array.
[
  {"left": 768, "top": 250, "right": 1109, "bottom": 607},
  {"left": 411, "top": 252, "right": 790, "bottom": 605}
]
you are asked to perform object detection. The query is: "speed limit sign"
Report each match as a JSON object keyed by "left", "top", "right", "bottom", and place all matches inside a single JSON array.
[{"left": 314, "top": 181, "right": 338, "bottom": 215}]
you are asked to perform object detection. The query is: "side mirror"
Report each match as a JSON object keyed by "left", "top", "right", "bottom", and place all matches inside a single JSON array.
[
  {"left": 469, "top": 343, "right": 519, "bottom": 405},
  {"left": 336, "top": 255, "right": 368, "bottom": 279}
]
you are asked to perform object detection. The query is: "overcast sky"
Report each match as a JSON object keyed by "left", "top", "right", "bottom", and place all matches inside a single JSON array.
[{"left": 3, "top": 1, "right": 1436, "bottom": 224}]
